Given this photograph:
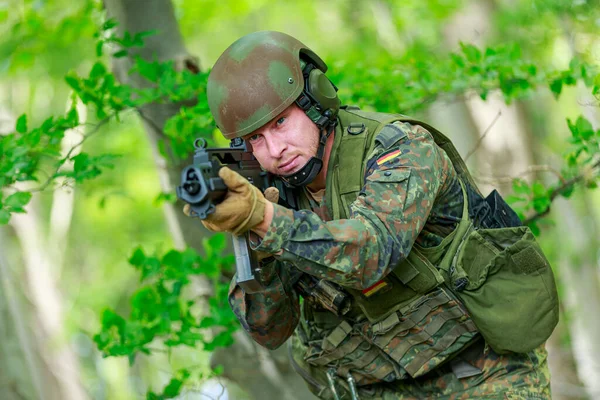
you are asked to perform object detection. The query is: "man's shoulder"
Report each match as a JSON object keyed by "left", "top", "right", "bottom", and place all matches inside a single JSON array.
[{"left": 367, "top": 120, "right": 438, "bottom": 161}]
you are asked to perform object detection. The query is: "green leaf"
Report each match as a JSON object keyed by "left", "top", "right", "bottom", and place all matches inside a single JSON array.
[
  {"left": 5, "top": 192, "right": 32, "bottom": 209},
  {"left": 102, "top": 19, "right": 119, "bottom": 31},
  {"left": 72, "top": 153, "right": 89, "bottom": 174},
  {"left": 129, "top": 247, "right": 146, "bottom": 267},
  {"left": 16, "top": 114, "right": 27, "bottom": 133},
  {"left": 561, "top": 185, "right": 575, "bottom": 198},
  {"left": 567, "top": 118, "right": 577, "bottom": 137},
  {"left": 96, "top": 41, "right": 104, "bottom": 57},
  {"left": 90, "top": 62, "right": 107, "bottom": 80},
  {"left": 528, "top": 221, "right": 540, "bottom": 236},
  {"left": 460, "top": 43, "right": 482, "bottom": 63},
  {"left": 207, "top": 233, "right": 227, "bottom": 252},
  {"left": 162, "top": 378, "right": 184, "bottom": 398},
  {"left": 66, "top": 107, "right": 79, "bottom": 127},
  {"left": 576, "top": 116, "right": 594, "bottom": 140},
  {"left": 532, "top": 182, "right": 548, "bottom": 198},
  {"left": 505, "top": 194, "right": 524, "bottom": 205},
  {"left": 141, "top": 257, "right": 161, "bottom": 280},
  {"left": 153, "top": 192, "right": 176, "bottom": 206},
  {"left": 65, "top": 74, "right": 81, "bottom": 91},
  {"left": 512, "top": 179, "right": 530, "bottom": 196},
  {"left": 212, "top": 364, "right": 224, "bottom": 375},
  {"left": 133, "top": 30, "right": 158, "bottom": 47},
  {"left": 113, "top": 50, "right": 128, "bottom": 58},
  {"left": 549, "top": 79, "right": 562, "bottom": 98},
  {"left": 450, "top": 54, "right": 465, "bottom": 68},
  {"left": 161, "top": 250, "right": 182, "bottom": 269},
  {"left": 0, "top": 209, "right": 10, "bottom": 225}
]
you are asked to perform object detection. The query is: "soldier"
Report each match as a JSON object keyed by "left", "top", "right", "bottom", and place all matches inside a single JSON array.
[{"left": 197, "top": 31, "right": 558, "bottom": 399}]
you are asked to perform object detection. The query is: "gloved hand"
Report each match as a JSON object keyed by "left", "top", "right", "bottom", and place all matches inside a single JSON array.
[{"left": 198, "top": 166, "right": 267, "bottom": 235}]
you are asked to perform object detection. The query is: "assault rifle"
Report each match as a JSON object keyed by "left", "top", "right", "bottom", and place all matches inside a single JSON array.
[{"left": 176, "top": 138, "right": 351, "bottom": 316}]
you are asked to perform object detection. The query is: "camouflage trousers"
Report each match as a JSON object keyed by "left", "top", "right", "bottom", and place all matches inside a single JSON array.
[{"left": 292, "top": 338, "right": 551, "bottom": 400}]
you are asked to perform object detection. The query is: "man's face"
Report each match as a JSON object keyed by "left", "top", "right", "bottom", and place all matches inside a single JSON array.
[{"left": 243, "top": 104, "right": 319, "bottom": 176}]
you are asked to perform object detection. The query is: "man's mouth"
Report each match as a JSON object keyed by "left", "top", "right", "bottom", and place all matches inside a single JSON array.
[{"left": 278, "top": 156, "right": 299, "bottom": 173}]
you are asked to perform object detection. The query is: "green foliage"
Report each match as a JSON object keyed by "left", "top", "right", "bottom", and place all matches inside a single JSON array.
[
  {"left": 0, "top": 99, "right": 116, "bottom": 224},
  {"left": 146, "top": 369, "right": 191, "bottom": 399},
  {"left": 506, "top": 114, "right": 600, "bottom": 231},
  {"left": 95, "top": 18, "right": 156, "bottom": 58},
  {"left": 94, "top": 237, "right": 237, "bottom": 362},
  {"left": 331, "top": 42, "right": 597, "bottom": 114},
  {"left": 0, "top": 0, "right": 99, "bottom": 75},
  {"left": 128, "top": 57, "right": 213, "bottom": 158},
  {"left": 566, "top": 116, "right": 600, "bottom": 168}
]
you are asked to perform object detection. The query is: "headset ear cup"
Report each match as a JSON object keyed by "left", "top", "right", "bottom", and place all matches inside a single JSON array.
[{"left": 307, "top": 68, "right": 340, "bottom": 113}]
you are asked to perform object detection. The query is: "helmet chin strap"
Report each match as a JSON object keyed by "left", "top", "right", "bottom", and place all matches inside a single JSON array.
[
  {"left": 280, "top": 60, "right": 339, "bottom": 188},
  {"left": 281, "top": 123, "right": 335, "bottom": 188}
]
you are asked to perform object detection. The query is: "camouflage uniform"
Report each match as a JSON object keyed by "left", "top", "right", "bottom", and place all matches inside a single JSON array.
[
  {"left": 204, "top": 30, "right": 554, "bottom": 400},
  {"left": 228, "top": 121, "right": 552, "bottom": 399}
]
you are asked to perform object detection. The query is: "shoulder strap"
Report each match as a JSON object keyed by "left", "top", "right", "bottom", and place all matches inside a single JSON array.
[{"left": 331, "top": 108, "right": 401, "bottom": 219}]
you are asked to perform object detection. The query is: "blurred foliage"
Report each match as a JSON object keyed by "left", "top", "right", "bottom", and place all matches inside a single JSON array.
[
  {"left": 1, "top": 0, "right": 600, "bottom": 398},
  {"left": 94, "top": 236, "right": 237, "bottom": 360}
]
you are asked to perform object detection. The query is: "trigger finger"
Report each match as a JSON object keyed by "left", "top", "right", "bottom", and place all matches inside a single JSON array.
[{"left": 264, "top": 187, "right": 280, "bottom": 203}]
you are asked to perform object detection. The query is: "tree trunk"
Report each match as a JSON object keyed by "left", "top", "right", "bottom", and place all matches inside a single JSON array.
[
  {"left": 102, "top": 1, "right": 315, "bottom": 398},
  {"left": 0, "top": 94, "right": 87, "bottom": 400},
  {"left": 0, "top": 229, "right": 46, "bottom": 400}
]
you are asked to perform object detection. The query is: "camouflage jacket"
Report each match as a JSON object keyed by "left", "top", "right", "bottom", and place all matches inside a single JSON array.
[{"left": 228, "top": 119, "right": 465, "bottom": 349}]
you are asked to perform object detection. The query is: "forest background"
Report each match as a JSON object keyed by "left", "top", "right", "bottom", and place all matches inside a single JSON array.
[{"left": 1, "top": 0, "right": 600, "bottom": 399}]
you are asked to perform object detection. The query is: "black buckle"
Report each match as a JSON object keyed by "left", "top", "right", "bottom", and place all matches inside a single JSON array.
[{"left": 295, "top": 94, "right": 311, "bottom": 111}]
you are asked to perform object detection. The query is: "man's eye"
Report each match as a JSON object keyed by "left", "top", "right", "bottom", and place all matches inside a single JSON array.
[
  {"left": 248, "top": 134, "right": 261, "bottom": 142},
  {"left": 276, "top": 117, "right": 286, "bottom": 126}
]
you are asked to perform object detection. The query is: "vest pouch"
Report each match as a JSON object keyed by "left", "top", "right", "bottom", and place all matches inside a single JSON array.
[
  {"left": 303, "top": 320, "right": 406, "bottom": 386},
  {"left": 303, "top": 287, "right": 479, "bottom": 385},
  {"left": 369, "top": 286, "right": 478, "bottom": 379},
  {"left": 450, "top": 226, "right": 559, "bottom": 354}
]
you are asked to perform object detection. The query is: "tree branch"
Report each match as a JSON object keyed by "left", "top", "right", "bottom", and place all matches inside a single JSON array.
[
  {"left": 474, "top": 164, "right": 566, "bottom": 185},
  {"left": 524, "top": 158, "right": 600, "bottom": 224},
  {"left": 464, "top": 110, "right": 502, "bottom": 162}
]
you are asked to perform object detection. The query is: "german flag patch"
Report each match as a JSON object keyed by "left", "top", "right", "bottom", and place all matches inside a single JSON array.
[
  {"left": 376, "top": 149, "right": 401, "bottom": 165},
  {"left": 362, "top": 280, "right": 388, "bottom": 297}
]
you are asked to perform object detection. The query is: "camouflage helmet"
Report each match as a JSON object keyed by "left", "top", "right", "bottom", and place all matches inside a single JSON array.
[{"left": 207, "top": 31, "right": 337, "bottom": 140}]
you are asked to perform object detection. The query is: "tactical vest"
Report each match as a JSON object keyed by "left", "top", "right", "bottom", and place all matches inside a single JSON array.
[{"left": 293, "top": 107, "right": 559, "bottom": 392}]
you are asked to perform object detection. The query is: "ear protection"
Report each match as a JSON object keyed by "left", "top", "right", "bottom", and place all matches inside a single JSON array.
[
  {"left": 306, "top": 67, "right": 340, "bottom": 113},
  {"left": 296, "top": 58, "right": 340, "bottom": 128}
]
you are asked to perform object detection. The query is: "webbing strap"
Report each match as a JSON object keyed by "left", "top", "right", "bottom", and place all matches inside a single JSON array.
[
  {"left": 387, "top": 328, "right": 433, "bottom": 361},
  {"left": 324, "top": 321, "right": 353, "bottom": 349},
  {"left": 438, "top": 180, "right": 472, "bottom": 274},
  {"left": 309, "top": 335, "right": 363, "bottom": 366},
  {"left": 423, "top": 306, "right": 467, "bottom": 337},
  {"left": 368, "top": 358, "right": 398, "bottom": 380},
  {"left": 372, "top": 290, "right": 450, "bottom": 336},
  {"left": 336, "top": 347, "right": 382, "bottom": 376}
]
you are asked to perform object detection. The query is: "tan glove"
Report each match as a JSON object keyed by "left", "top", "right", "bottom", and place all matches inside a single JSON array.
[{"left": 199, "top": 167, "right": 267, "bottom": 236}]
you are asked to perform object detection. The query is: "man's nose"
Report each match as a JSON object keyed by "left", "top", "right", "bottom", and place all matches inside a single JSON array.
[{"left": 265, "top": 135, "right": 286, "bottom": 159}]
